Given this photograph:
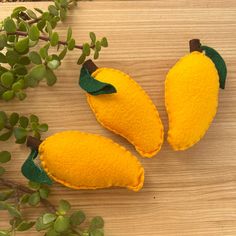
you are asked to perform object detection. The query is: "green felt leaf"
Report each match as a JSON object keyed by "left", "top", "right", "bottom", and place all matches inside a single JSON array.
[
  {"left": 79, "top": 66, "right": 116, "bottom": 95},
  {"left": 15, "top": 37, "right": 29, "bottom": 54},
  {"left": 4, "top": 17, "right": 16, "bottom": 33},
  {"left": 29, "top": 25, "right": 40, "bottom": 41},
  {"left": 21, "top": 149, "right": 53, "bottom": 185},
  {"left": 0, "top": 151, "right": 11, "bottom": 163},
  {"left": 201, "top": 45, "right": 227, "bottom": 89}
]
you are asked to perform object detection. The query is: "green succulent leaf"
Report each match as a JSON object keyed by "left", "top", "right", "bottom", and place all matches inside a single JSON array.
[
  {"left": 21, "top": 149, "right": 53, "bottom": 185},
  {"left": 26, "top": 9, "right": 37, "bottom": 19},
  {"left": 67, "top": 27, "right": 72, "bottom": 42},
  {"left": 58, "top": 200, "right": 71, "bottom": 214},
  {"left": 0, "top": 230, "right": 10, "bottom": 236},
  {"left": 54, "top": 216, "right": 70, "bottom": 233},
  {"left": 48, "top": 5, "right": 58, "bottom": 16},
  {"left": 59, "top": 47, "right": 67, "bottom": 60},
  {"left": 13, "top": 127, "right": 27, "bottom": 140},
  {"left": 101, "top": 37, "right": 108, "bottom": 47},
  {"left": 50, "top": 32, "right": 59, "bottom": 46},
  {"left": 67, "top": 38, "right": 75, "bottom": 50},
  {"left": 0, "top": 189, "right": 14, "bottom": 201},
  {"left": 0, "top": 34, "right": 7, "bottom": 50},
  {"left": 29, "top": 64, "right": 46, "bottom": 80},
  {"left": 1, "top": 72, "right": 14, "bottom": 88},
  {"left": 0, "top": 151, "right": 11, "bottom": 163},
  {"left": 47, "top": 59, "right": 60, "bottom": 70},
  {"left": 37, "top": 123, "right": 48, "bottom": 132},
  {"left": 16, "top": 221, "right": 35, "bottom": 231},
  {"left": 7, "top": 205, "right": 22, "bottom": 218},
  {"left": 29, "top": 51, "right": 42, "bottom": 65},
  {"left": 35, "top": 217, "right": 52, "bottom": 231},
  {"left": 28, "top": 192, "right": 40, "bottom": 206},
  {"left": 19, "top": 116, "right": 29, "bottom": 128},
  {"left": 29, "top": 25, "right": 40, "bottom": 41},
  {"left": 2, "top": 90, "right": 14, "bottom": 101},
  {"left": 0, "top": 131, "right": 13, "bottom": 141},
  {"left": 89, "top": 216, "right": 104, "bottom": 230},
  {"left": 9, "top": 112, "right": 19, "bottom": 126},
  {"left": 77, "top": 53, "right": 86, "bottom": 65},
  {"left": 79, "top": 66, "right": 116, "bottom": 95},
  {"left": 45, "top": 67, "right": 57, "bottom": 86},
  {"left": 4, "top": 17, "right": 16, "bottom": 33},
  {"left": 0, "top": 166, "right": 6, "bottom": 175},
  {"left": 39, "top": 187, "right": 50, "bottom": 199},
  {"left": 70, "top": 210, "right": 86, "bottom": 226},
  {"left": 201, "top": 45, "right": 227, "bottom": 89},
  {"left": 15, "top": 37, "right": 29, "bottom": 54},
  {"left": 43, "top": 213, "right": 57, "bottom": 224},
  {"left": 89, "top": 32, "right": 96, "bottom": 44}
]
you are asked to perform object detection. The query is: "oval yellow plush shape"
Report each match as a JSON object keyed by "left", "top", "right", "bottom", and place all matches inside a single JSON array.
[
  {"left": 165, "top": 51, "right": 219, "bottom": 150},
  {"left": 39, "top": 131, "right": 144, "bottom": 191},
  {"left": 87, "top": 68, "right": 164, "bottom": 158}
]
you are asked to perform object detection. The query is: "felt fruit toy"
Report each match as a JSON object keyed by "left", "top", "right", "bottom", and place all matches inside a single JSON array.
[
  {"left": 79, "top": 60, "right": 164, "bottom": 158},
  {"left": 165, "top": 39, "right": 227, "bottom": 150},
  {"left": 22, "top": 131, "right": 144, "bottom": 192}
]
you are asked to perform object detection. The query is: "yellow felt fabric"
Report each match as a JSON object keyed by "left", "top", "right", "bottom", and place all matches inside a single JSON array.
[
  {"left": 165, "top": 51, "right": 219, "bottom": 150},
  {"left": 39, "top": 131, "right": 144, "bottom": 192},
  {"left": 87, "top": 68, "right": 164, "bottom": 158}
]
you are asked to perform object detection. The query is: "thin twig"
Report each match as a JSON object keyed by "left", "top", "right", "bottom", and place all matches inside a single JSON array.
[
  {"left": 4, "top": 30, "right": 84, "bottom": 50},
  {"left": 0, "top": 178, "right": 56, "bottom": 212}
]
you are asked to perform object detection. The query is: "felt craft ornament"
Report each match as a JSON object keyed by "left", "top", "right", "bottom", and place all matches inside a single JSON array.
[
  {"left": 22, "top": 131, "right": 144, "bottom": 192},
  {"left": 79, "top": 60, "right": 164, "bottom": 158},
  {"left": 165, "top": 39, "right": 227, "bottom": 150}
]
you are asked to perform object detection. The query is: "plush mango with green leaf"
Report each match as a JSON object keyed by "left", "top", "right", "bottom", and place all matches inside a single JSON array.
[
  {"left": 22, "top": 131, "right": 144, "bottom": 192},
  {"left": 79, "top": 60, "right": 164, "bottom": 158},
  {"left": 165, "top": 39, "right": 227, "bottom": 150}
]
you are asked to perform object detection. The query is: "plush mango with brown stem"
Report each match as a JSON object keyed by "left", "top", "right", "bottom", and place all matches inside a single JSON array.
[
  {"left": 165, "top": 39, "right": 227, "bottom": 150},
  {"left": 22, "top": 131, "right": 144, "bottom": 192},
  {"left": 79, "top": 60, "right": 164, "bottom": 158}
]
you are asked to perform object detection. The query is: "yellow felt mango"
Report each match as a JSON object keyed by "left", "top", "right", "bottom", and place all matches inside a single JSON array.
[
  {"left": 39, "top": 131, "right": 144, "bottom": 191},
  {"left": 86, "top": 67, "right": 164, "bottom": 158},
  {"left": 165, "top": 51, "right": 219, "bottom": 150}
]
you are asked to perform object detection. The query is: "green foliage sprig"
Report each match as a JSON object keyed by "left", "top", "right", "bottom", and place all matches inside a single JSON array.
[
  {"left": 0, "top": 0, "right": 107, "bottom": 234},
  {"left": 0, "top": 0, "right": 108, "bottom": 102}
]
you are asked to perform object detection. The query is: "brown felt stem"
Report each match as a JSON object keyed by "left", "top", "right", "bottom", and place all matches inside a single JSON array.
[
  {"left": 189, "top": 39, "right": 202, "bottom": 52},
  {"left": 27, "top": 136, "right": 42, "bottom": 151},
  {"left": 83, "top": 59, "right": 98, "bottom": 74}
]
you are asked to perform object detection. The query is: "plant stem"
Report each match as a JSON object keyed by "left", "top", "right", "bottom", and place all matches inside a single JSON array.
[
  {"left": 4, "top": 31, "right": 84, "bottom": 50},
  {"left": 0, "top": 178, "right": 56, "bottom": 212}
]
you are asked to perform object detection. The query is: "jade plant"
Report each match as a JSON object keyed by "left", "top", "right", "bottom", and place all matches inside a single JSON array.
[{"left": 0, "top": 0, "right": 107, "bottom": 235}]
